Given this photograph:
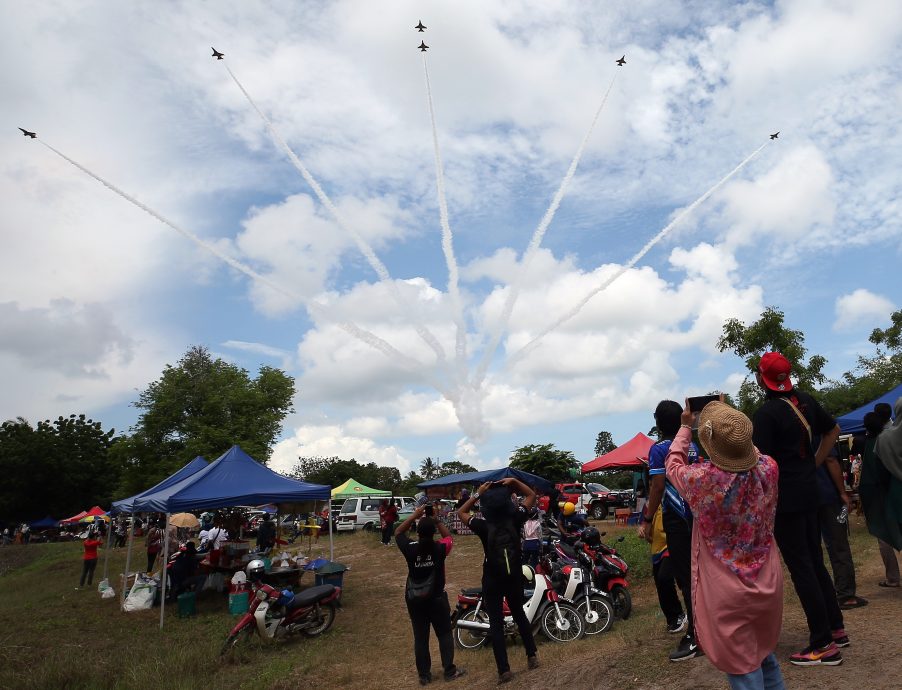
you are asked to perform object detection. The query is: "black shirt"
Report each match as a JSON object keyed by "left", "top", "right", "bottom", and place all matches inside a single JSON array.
[
  {"left": 752, "top": 389, "right": 837, "bottom": 513},
  {"left": 396, "top": 533, "right": 449, "bottom": 595},
  {"left": 467, "top": 506, "right": 528, "bottom": 579}
]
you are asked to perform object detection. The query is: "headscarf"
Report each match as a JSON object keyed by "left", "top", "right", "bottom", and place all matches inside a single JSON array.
[{"left": 875, "top": 397, "right": 902, "bottom": 482}]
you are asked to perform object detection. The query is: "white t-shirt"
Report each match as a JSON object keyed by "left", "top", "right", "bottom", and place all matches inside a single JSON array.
[{"left": 205, "top": 527, "right": 229, "bottom": 549}]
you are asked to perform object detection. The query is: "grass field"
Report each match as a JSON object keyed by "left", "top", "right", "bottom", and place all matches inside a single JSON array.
[{"left": 1, "top": 517, "right": 899, "bottom": 689}]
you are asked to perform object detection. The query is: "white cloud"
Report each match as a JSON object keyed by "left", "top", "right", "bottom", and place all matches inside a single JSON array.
[
  {"left": 834, "top": 289, "right": 895, "bottom": 332},
  {"left": 269, "top": 424, "right": 412, "bottom": 476}
]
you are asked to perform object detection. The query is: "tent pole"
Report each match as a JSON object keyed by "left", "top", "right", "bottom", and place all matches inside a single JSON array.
[
  {"left": 121, "top": 516, "right": 135, "bottom": 611},
  {"left": 101, "top": 514, "right": 114, "bottom": 582},
  {"left": 327, "top": 499, "right": 333, "bottom": 561},
  {"left": 159, "top": 513, "right": 170, "bottom": 629}
]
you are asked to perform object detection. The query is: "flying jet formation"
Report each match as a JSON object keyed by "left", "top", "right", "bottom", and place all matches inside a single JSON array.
[
  {"left": 18, "top": 127, "right": 36, "bottom": 138},
  {"left": 211, "top": 47, "right": 224, "bottom": 60},
  {"left": 770, "top": 131, "right": 779, "bottom": 139},
  {"left": 418, "top": 41, "right": 429, "bottom": 52},
  {"left": 415, "top": 21, "right": 426, "bottom": 32},
  {"left": 616, "top": 55, "right": 626, "bottom": 66}
]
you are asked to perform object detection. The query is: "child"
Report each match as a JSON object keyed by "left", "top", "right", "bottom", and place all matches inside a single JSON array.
[
  {"left": 522, "top": 510, "right": 541, "bottom": 568},
  {"left": 78, "top": 529, "right": 103, "bottom": 589}
]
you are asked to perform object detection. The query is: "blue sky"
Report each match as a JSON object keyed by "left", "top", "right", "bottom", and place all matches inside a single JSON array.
[{"left": 2, "top": 1, "right": 901, "bottom": 478}]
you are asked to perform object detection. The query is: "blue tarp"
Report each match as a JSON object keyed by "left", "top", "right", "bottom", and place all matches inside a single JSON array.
[
  {"left": 110, "top": 456, "right": 208, "bottom": 515},
  {"left": 836, "top": 382, "right": 902, "bottom": 435},
  {"left": 417, "top": 467, "right": 554, "bottom": 493},
  {"left": 29, "top": 516, "right": 59, "bottom": 528},
  {"left": 132, "top": 445, "right": 330, "bottom": 513}
]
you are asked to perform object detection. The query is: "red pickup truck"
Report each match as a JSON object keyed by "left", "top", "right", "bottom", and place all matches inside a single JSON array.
[{"left": 556, "top": 482, "right": 634, "bottom": 520}]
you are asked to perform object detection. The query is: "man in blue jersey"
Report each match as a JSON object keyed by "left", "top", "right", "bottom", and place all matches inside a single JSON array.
[{"left": 638, "top": 400, "right": 701, "bottom": 661}]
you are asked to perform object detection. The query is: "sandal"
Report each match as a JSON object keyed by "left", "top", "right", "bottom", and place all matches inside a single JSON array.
[
  {"left": 878, "top": 580, "right": 900, "bottom": 588},
  {"left": 838, "top": 595, "right": 868, "bottom": 609}
]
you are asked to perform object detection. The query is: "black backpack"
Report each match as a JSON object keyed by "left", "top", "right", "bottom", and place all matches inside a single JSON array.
[{"left": 485, "top": 519, "right": 521, "bottom": 577}]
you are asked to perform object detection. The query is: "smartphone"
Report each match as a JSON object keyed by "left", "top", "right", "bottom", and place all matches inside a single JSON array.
[
  {"left": 688, "top": 394, "right": 720, "bottom": 412},
  {"left": 424, "top": 504, "right": 434, "bottom": 517}
]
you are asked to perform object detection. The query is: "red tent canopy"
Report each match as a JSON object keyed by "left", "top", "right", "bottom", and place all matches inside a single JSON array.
[
  {"left": 83, "top": 506, "right": 107, "bottom": 517},
  {"left": 581, "top": 433, "right": 655, "bottom": 473},
  {"left": 60, "top": 510, "right": 88, "bottom": 524}
]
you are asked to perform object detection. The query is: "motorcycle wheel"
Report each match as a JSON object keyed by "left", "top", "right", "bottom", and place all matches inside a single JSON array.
[
  {"left": 220, "top": 625, "right": 252, "bottom": 656},
  {"left": 454, "top": 609, "right": 489, "bottom": 650},
  {"left": 302, "top": 602, "right": 337, "bottom": 637},
  {"left": 611, "top": 585, "right": 632, "bottom": 620},
  {"left": 576, "top": 595, "right": 614, "bottom": 635},
  {"left": 540, "top": 602, "right": 584, "bottom": 643}
]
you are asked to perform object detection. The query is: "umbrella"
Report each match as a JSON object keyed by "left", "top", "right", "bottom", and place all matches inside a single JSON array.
[
  {"left": 80, "top": 514, "right": 111, "bottom": 523},
  {"left": 169, "top": 513, "right": 199, "bottom": 529}
]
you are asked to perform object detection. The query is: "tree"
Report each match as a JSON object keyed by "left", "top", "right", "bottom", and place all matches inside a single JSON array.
[
  {"left": 0, "top": 414, "right": 118, "bottom": 521},
  {"left": 437, "top": 460, "right": 478, "bottom": 477},
  {"left": 717, "top": 307, "right": 827, "bottom": 416},
  {"left": 290, "top": 456, "right": 402, "bottom": 494},
  {"left": 419, "top": 456, "right": 441, "bottom": 481},
  {"left": 113, "top": 345, "right": 295, "bottom": 497},
  {"left": 509, "top": 444, "right": 578, "bottom": 481},
  {"left": 593, "top": 431, "right": 617, "bottom": 457}
]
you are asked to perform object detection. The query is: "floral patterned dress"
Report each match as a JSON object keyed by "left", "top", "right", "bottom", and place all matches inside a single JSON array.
[{"left": 665, "top": 427, "right": 783, "bottom": 675}]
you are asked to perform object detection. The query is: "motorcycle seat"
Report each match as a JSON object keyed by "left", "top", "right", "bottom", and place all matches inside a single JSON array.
[
  {"left": 461, "top": 587, "right": 483, "bottom": 597},
  {"left": 287, "top": 584, "right": 335, "bottom": 608}
]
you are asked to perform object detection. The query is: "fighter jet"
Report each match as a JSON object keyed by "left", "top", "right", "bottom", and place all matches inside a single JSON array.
[
  {"left": 18, "top": 127, "right": 36, "bottom": 139},
  {"left": 415, "top": 21, "right": 426, "bottom": 32},
  {"left": 418, "top": 41, "right": 429, "bottom": 52},
  {"left": 212, "top": 47, "right": 224, "bottom": 60},
  {"left": 770, "top": 131, "right": 779, "bottom": 140},
  {"left": 616, "top": 55, "right": 626, "bottom": 66}
]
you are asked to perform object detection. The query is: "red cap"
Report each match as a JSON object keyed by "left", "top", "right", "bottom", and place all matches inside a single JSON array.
[{"left": 758, "top": 352, "right": 793, "bottom": 392}]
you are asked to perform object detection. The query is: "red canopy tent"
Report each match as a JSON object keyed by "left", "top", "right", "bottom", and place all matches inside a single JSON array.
[
  {"left": 581, "top": 433, "right": 655, "bottom": 473},
  {"left": 60, "top": 510, "right": 88, "bottom": 524}
]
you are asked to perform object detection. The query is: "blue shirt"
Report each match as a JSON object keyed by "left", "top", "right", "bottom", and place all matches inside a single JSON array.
[{"left": 648, "top": 438, "right": 699, "bottom": 521}]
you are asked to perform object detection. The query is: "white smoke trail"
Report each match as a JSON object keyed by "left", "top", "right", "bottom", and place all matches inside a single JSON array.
[
  {"left": 507, "top": 142, "right": 769, "bottom": 366},
  {"left": 423, "top": 54, "right": 469, "bottom": 386},
  {"left": 474, "top": 74, "right": 619, "bottom": 386},
  {"left": 39, "top": 140, "right": 444, "bottom": 387},
  {"left": 223, "top": 64, "right": 449, "bottom": 366}
]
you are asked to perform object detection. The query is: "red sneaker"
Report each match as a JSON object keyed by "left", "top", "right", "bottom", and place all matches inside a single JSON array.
[
  {"left": 789, "top": 642, "right": 843, "bottom": 666},
  {"left": 831, "top": 628, "right": 850, "bottom": 648}
]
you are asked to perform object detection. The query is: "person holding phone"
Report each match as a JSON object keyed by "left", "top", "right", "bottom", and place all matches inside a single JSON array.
[{"left": 638, "top": 400, "right": 701, "bottom": 662}]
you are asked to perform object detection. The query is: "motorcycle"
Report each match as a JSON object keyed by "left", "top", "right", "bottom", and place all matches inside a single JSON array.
[
  {"left": 546, "top": 551, "right": 615, "bottom": 635},
  {"left": 453, "top": 564, "right": 584, "bottom": 649},
  {"left": 221, "top": 578, "right": 341, "bottom": 655}
]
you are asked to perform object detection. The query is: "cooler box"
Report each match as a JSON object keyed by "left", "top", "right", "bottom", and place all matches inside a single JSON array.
[
  {"left": 177, "top": 591, "right": 196, "bottom": 618},
  {"left": 228, "top": 591, "right": 249, "bottom": 615},
  {"left": 314, "top": 562, "right": 348, "bottom": 588}
]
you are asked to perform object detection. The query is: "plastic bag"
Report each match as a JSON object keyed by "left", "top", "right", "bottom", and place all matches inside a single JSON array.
[
  {"left": 97, "top": 578, "right": 115, "bottom": 598},
  {"left": 123, "top": 575, "right": 156, "bottom": 612},
  {"left": 203, "top": 571, "right": 226, "bottom": 593}
]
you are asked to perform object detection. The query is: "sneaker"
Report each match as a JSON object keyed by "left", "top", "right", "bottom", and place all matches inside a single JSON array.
[
  {"left": 527, "top": 656, "right": 540, "bottom": 670},
  {"left": 444, "top": 669, "right": 466, "bottom": 682},
  {"left": 667, "top": 614, "right": 687, "bottom": 634},
  {"left": 831, "top": 628, "right": 851, "bottom": 648},
  {"left": 789, "top": 642, "right": 843, "bottom": 666},
  {"left": 669, "top": 635, "right": 702, "bottom": 662},
  {"left": 498, "top": 670, "right": 513, "bottom": 684}
]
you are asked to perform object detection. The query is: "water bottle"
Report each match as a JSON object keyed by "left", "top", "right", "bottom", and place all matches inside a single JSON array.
[{"left": 837, "top": 505, "right": 849, "bottom": 525}]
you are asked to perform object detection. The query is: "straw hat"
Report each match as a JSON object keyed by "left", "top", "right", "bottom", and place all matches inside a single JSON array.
[{"left": 697, "top": 401, "right": 758, "bottom": 472}]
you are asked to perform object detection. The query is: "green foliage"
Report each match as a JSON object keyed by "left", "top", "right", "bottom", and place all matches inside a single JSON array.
[
  {"left": 113, "top": 345, "right": 295, "bottom": 497},
  {"left": 419, "top": 456, "right": 441, "bottom": 480},
  {"left": 437, "top": 460, "right": 478, "bottom": 477},
  {"left": 593, "top": 431, "right": 617, "bottom": 457},
  {"left": 0, "top": 414, "right": 118, "bottom": 521},
  {"left": 717, "top": 306, "right": 827, "bottom": 416},
  {"left": 291, "top": 456, "right": 403, "bottom": 493},
  {"left": 509, "top": 443, "right": 578, "bottom": 481},
  {"left": 584, "top": 470, "right": 634, "bottom": 490}
]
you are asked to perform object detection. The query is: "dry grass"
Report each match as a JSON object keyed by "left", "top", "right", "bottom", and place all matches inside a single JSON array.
[{"left": 1, "top": 516, "right": 899, "bottom": 689}]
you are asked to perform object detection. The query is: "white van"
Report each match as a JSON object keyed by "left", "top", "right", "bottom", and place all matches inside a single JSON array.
[{"left": 336, "top": 496, "right": 415, "bottom": 532}]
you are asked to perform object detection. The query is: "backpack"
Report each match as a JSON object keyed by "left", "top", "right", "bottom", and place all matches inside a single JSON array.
[
  {"left": 405, "top": 569, "right": 437, "bottom": 602},
  {"left": 485, "top": 519, "right": 521, "bottom": 577}
]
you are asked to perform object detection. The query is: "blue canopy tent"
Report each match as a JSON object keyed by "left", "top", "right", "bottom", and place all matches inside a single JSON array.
[
  {"left": 110, "top": 456, "right": 208, "bottom": 515},
  {"left": 836, "top": 382, "right": 902, "bottom": 435},
  {"left": 29, "top": 516, "right": 59, "bottom": 529},
  {"left": 418, "top": 467, "right": 554, "bottom": 493},
  {"left": 129, "top": 446, "right": 331, "bottom": 628}
]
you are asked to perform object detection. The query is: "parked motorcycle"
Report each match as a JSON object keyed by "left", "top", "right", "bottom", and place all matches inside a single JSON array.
[
  {"left": 453, "top": 564, "right": 584, "bottom": 648},
  {"left": 546, "top": 551, "right": 615, "bottom": 635},
  {"left": 221, "top": 559, "right": 341, "bottom": 655}
]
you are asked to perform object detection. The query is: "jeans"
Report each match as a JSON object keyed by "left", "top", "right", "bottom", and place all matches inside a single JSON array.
[
  {"left": 727, "top": 653, "right": 785, "bottom": 690},
  {"left": 818, "top": 502, "right": 857, "bottom": 599},
  {"left": 662, "top": 510, "right": 694, "bottom": 642},
  {"left": 80, "top": 559, "right": 98, "bottom": 587},
  {"left": 482, "top": 573, "right": 537, "bottom": 675},
  {"left": 406, "top": 592, "right": 457, "bottom": 680},
  {"left": 381, "top": 522, "right": 394, "bottom": 545}
]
